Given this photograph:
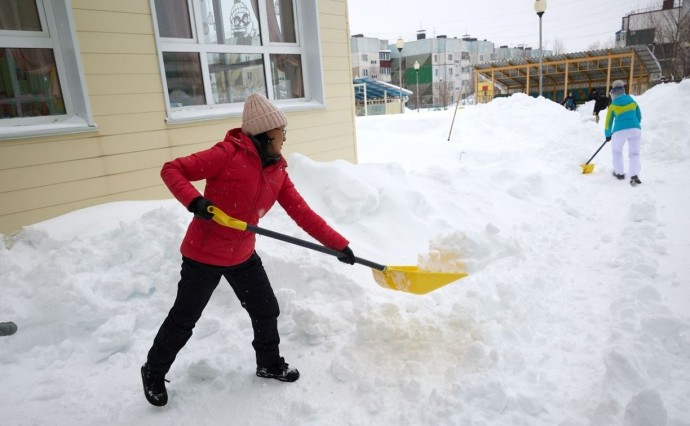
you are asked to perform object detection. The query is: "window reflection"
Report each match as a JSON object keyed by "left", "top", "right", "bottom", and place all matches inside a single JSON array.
[
  {"left": 208, "top": 53, "right": 266, "bottom": 103},
  {"left": 155, "top": 0, "right": 305, "bottom": 109},
  {"left": 154, "top": 0, "right": 193, "bottom": 38},
  {"left": 0, "top": 48, "right": 65, "bottom": 118},
  {"left": 202, "top": 0, "right": 261, "bottom": 46},
  {"left": 163, "top": 52, "right": 206, "bottom": 107},
  {"left": 0, "top": 0, "right": 42, "bottom": 31},
  {"left": 270, "top": 54, "right": 302, "bottom": 99},
  {"left": 267, "top": 0, "right": 295, "bottom": 43}
]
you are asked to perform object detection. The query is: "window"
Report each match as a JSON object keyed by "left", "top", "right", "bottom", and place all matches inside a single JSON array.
[
  {"left": 448, "top": 54, "right": 453, "bottom": 61},
  {"left": 361, "top": 53, "right": 368, "bottom": 62},
  {"left": 0, "top": 0, "right": 93, "bottom": 138},
  {"left": 152, "top": 0, "right": 323, "bottom": 122}
]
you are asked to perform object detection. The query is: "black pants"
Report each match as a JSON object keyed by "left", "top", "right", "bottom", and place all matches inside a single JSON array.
[{"left": 146, "top": 253, "right": 280, "bottom": 374}]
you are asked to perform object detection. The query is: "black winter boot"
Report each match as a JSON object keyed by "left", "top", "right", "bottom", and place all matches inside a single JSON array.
[
  {"left": 612, "top": 171, "right": 625, "bottom": 180},
  {"left": 256, "top": 357, "right": 300, "bottom": 382},
  {"left": 141, "top": 363, "right": 169, "bottom": 406},
  {"left": 630, "top": 175, "right": 642, "bottom": 186}
]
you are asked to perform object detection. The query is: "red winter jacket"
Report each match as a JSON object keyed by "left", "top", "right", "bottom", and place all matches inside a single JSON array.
[{"left": 161, "top": 128, "right": 349, "bottom": 266}]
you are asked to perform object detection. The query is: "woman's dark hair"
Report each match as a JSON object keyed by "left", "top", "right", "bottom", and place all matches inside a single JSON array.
[
  {"left": 254, "top": 132, "right": 272, "bottom": 146},
  {"left": 250, "top": 132, "right": 280, "bottom": 167}
]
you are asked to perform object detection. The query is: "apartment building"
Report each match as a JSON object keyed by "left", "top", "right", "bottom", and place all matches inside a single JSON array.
[
  {"left": 353, "top": 31, "right": 544, "bottom": 109},
  {"left": 616, "top": 0, "right": 689, "bottom": 79},
  {"left": 350, "top": 34, "right": 391, "bottom": 82}
]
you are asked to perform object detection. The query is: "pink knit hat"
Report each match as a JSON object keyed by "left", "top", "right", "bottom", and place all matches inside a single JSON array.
[{"left": 241, "top": 93, "right": 288, "bottom": 136}]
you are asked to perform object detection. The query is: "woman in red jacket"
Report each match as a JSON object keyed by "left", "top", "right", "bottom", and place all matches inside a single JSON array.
[{"left": 141, "top": 93, "right": 355, "bottom": 407}]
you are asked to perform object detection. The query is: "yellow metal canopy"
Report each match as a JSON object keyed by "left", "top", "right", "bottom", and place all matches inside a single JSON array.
[{"left": 473, "top": 45, "right": 661, "bottom": 102}]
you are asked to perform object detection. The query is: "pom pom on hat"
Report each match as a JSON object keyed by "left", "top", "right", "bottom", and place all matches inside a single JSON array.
[
  {"left": 610, "top": 80, "right": 626, "bottom": 99},
  {"left": 241, "top": 93, "right": 288, "bottom": 136}
]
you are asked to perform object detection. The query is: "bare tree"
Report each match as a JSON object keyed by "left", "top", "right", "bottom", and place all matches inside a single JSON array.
[
  {"left": 601, "top": 39, "right": 617, "bottom": 50},
  {"left": 587, "top": 41, "right": 602, "bottom": 51},
  {"left": 639, "top": 0, "right": 690, "bottom": 79},
  {"left": 587, "top": 39, "right": 617, "bottom": 51},
  {"left": 551, "top": 38, "right": 565, "bottom": 55}
]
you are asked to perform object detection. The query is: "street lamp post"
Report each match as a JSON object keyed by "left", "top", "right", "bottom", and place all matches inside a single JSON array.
[
  {"left": 414, "top": 60, "right": 420, "bottom": 112},
  {"left": 396, "top": 36, "right": 404, "bottom": 113},
  {"left": 534, "top": 0, "right": 547, "bottom": 97}
]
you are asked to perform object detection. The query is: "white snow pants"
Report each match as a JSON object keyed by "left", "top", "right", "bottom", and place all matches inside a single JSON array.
[{"left": 611, "top": 128, "right": 642, "bottom": 177}]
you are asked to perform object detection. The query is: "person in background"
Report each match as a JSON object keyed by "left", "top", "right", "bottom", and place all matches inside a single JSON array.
[
  {"left": 562, "top": 92, "right": 576, "bottom": 111},
  {"left": 141, "top": 92, "right": 356, "bottom": 407},
  {"left": 604, "top": 80, "right": 643, "bottom": 185},
  {"left": 588, "top": 89, "right": 599, "bottom": 120},
  {"left": 588, "top": 89, "right": 599, "bottom": 101},
  {"left": 0, "top": 321, "right": 18, "bottom": 336},
  {"left": 592, "top": 89, "right": 611, "bottom": 124}
]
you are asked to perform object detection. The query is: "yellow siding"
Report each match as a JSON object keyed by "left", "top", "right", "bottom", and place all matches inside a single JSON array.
[
  {"left": 166, "top": 123, "right": 241, "bottom": 147},
  {"left": 72, "top": 0, "right": 151, "bottom": 14},
  {"left": 86, "top": 74, "right": 163, "bottom": 96},
  {"left": 0, "top": 137, "right": 100, "bottom": 169},
  {"left": 102, "top": 150, "right": 171, "bottom": 175},
  {"left": 99, "top": 131, "right": 171, "bottom": 156},
  {"left": 79, "top": 33, "right": 157, "bottom": 55},
  {"left": 94, "top": 112, "right": 168, "bottom": 135},
  {"left": 0, "top": 158, "right": 105, "bottom": 194},
  {"left": 72, "top": 9, "right": 153, "bottom": 34},
  {"left": 0, "top": 1, "right": 357, "bottom": 235},
  {"left": 319, "top": 13, "right": 348, "bottom": 31},
  {"left": 81, "top": 53, "right": 160, "bottom": 75},
  {"left": 319, "top": 0, "right": 347, "bottom": 16},
  {"left": 90, "top": 93, "right": 166, "bottom": 116}
]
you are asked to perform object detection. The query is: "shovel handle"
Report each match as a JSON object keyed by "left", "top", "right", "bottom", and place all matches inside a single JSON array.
[
  {"left": 208, "top": 206, "right": 386, "bottom": 271},
  {"left": 584, "top": 140, "right": 608, "bottom": 165}
]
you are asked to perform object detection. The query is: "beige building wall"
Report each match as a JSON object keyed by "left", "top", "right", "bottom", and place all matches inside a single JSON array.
[{"left": 0, "top": 0, "right": 357, "bottom": 236}]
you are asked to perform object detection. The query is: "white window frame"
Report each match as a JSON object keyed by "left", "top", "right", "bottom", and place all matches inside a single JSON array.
[
  {"left": 0, "top": 0, "right": 94, "bottom": 140},
  {"left": 151, "top": 0, "right": 325, "bottom": 124}
]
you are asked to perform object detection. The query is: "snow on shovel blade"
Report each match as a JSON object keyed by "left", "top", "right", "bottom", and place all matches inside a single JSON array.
[
  {"left": 581, "top": 163, "right": 595, "bottom": 174},
  {"left": 208, "top": 206, "right": 468, "bottom": 295},
  {"left": 581, "top": 140, "right": 608, "bottom": 175},
  {"left": 372, "top": 266, "right": 468, "bottom": 295}
]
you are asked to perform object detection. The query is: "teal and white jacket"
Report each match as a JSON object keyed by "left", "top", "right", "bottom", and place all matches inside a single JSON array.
[{"left": 604, "top": 94, "right": 641, "bottom": 138}]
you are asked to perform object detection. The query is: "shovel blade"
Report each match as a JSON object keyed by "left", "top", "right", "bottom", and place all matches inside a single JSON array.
[
  {"left": 372, "top": 266, "right": 468, "bottom": 295},
  {"left": 581, "top": 163, "right": 595, "bottom": 174}
]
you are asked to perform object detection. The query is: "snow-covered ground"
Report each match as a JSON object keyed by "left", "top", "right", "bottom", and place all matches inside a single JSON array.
[{"left": 1, "top": 80, "right": 689, "bottom": 425}]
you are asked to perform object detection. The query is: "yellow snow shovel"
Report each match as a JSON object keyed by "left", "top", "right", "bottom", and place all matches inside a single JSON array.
[
  {"left": 208, "top": 206, "right": 468, "bottom": 295},
  {"left": 581, "top": 140, "right": 608, "bottom": 174}
]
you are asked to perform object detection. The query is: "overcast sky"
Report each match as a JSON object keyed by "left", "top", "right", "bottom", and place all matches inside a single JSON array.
[{"left": 347, "top": 0, "right": 663, "bottom": 52}]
